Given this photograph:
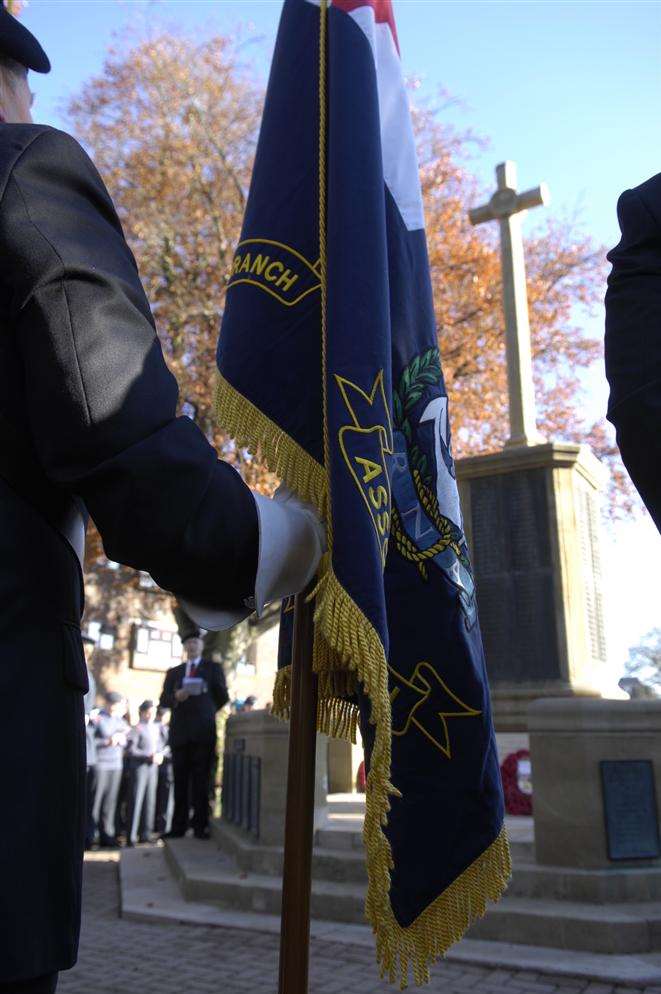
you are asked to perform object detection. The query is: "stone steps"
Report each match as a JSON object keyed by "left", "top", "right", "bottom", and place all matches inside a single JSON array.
[
  {"left": 216, "top": 817, "right": 661, "bottom": 903},
  {"left": 468, "top": 896, "right": 661, "bottom": 954},
  {"left": 165, "top": 837, "right": 366, "bottom": 923},
  {"left": 314, "top": 825, "right": 535, "bottom": 864},
  {"left": 166, "top": 835, "right": 661, "bottom": 953},
  {"left": 508, "top": 861, "right": 661, "bottom": 904},
  {"left": 120, "top": 846, "right": 661, "bottom": 986},
  {"left": 213, "top": 818, "right": 368, "bottom": 884}
]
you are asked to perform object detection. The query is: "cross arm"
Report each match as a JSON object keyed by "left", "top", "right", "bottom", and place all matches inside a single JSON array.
[
  {"left": 516, "top": 182, "right": 551, "bottom": 212},
  {"left": 468, "top": 202, "right": 495, "bottom": 226}
]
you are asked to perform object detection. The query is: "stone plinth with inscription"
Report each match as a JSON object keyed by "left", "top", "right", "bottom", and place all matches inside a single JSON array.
[
  {"left": 529, "top": 698, "right": 661, "bottom": 869},
  {"left": 222, "top": 710, "right": 327, "bottom": 846},
  {"left": 456, "top": 441, "right": 607, "bottom": 731}
]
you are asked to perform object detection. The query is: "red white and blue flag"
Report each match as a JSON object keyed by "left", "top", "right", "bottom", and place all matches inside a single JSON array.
[{"left": 216, "top": 0, "right": 509, "bottom": 984}]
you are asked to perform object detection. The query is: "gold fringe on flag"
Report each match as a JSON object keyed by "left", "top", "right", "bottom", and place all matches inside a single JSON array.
[
  {"left": 215, "top": 373, "right": 327, "bottom": 517},
  {"left": 215, "top": 0, "right": 510, "bottom": 984}
]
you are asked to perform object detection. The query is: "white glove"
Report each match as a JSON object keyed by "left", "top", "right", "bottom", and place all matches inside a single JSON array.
[
  {"left": 180, "top": 484, "right": 326, "bottom": 632},
  {"left": 253, "top": 484, "right": 326, "bottom": 613}
]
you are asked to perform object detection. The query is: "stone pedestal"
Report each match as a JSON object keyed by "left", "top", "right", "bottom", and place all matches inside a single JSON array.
[
  {"left": 327, "top": 738, "right": 354, "bottom": 794},
  {"left": 529, "top": 698, "right": 661, "bottom": 869},
  {"left": 222, "top": 710, "right": 327, "bottom": 846},
  {"left": 456, "top": 442, "right": 607, "bottom": 731}
]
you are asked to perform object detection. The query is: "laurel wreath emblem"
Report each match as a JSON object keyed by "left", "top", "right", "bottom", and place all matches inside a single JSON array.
[{"left": 391, "top": 347, "right": 471, "bottom": 579}]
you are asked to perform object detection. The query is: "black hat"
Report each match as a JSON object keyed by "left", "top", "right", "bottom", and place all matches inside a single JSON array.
[
  {"left": 0, "top": 4, "right": 50, "bottom": 74},
  {"left": 182, "top": 631, "right": 202, "bottom": 644},
  {"left": 139, "top": 699, "right": 154, "bottom": 712}
]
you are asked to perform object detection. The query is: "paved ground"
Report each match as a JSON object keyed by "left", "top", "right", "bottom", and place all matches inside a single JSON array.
[{"left": 58, "top": 853, "right": 661, "bottom": 994}]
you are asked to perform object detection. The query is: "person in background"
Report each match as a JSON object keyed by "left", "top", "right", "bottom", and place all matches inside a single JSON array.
[
  {"left": 154, "top": 706, "right": 174, "bottom": 837},
  {"left": 92, "top": 692, "right": 129, "bottom": 847},
  {"left": 81, "top": 636, "right": 97, "bottom": 850},
  {"left": 243, "top": 695, "right": 257, "bottom": 712},
  {"left": 126, "top": 700, "right": 166, "bottom": 846},
  {"left": 159, "top": 633, "right": 228, "bottom": 840}
]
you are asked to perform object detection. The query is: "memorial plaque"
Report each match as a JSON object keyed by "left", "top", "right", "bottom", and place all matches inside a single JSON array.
[
  {"left": 601, "top": 760, "right": 660, "bottom": 861},
  {"left": 470, "top": 468, "right": 559, "bottom": 683}
]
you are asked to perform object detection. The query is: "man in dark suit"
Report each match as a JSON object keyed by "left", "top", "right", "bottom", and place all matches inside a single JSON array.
[
  {"left": 605, "top": 173, "right": 661, "bottom": 532},
  {"left": 0, "top": 9, "right": 323, "bottom": 992},
  {"left": 159, "top": 635, "right": 228, "bottom": 839}
]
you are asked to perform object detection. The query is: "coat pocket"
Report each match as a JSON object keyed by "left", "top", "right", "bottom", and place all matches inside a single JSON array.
[{"left": 62, "top": 623, "right": 90, "bottom": 694}]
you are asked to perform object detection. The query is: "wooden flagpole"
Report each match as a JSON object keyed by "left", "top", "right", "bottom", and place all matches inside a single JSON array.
[{"left": 278, "top": 583, "right": 318, "bottom": 994}]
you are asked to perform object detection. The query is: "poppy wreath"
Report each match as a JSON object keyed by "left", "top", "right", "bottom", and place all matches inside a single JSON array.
[{"left": 500, "top": 749, "right": 533, "bottom": 816}]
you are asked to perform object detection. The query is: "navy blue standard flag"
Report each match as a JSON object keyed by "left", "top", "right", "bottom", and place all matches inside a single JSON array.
[{"left": 216, "top": 0, "right": 510, "bottom": 984}]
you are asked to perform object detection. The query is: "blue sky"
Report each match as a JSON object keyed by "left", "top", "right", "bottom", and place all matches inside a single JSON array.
[{"left": 19, "top": 0, "right": 661, "bottom": 680}]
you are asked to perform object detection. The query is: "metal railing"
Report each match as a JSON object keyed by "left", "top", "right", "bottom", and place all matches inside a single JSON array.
[{"left": 221, "top": 749, "right": 261, "bottom": 839}]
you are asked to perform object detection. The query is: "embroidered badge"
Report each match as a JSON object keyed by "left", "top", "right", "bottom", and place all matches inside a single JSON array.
[
  {"left": 390, "top": 660, "right": 482, "bottom": 759},
  {"left": 391, "top": 348, "right": 476, "bottom": 624}
]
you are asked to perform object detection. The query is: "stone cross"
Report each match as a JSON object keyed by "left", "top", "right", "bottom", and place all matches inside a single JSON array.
[{"left": 469, "top": 161, "right": 550, "bottom": 448}]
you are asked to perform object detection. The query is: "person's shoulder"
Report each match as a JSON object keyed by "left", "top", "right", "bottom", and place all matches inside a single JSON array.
[
  {"left": 0, "top": 124, "right": 105, "bottom": 219},
  {"left": 0, "top": 124, "right": 86, "bottom": 172},
  {"left": 617, "top": 173, "right": 661, "bottom": 230},
  {"left": 0, "top": 123, "right": 49, "bottom": 198},
  {"left": 0, "top": 122, "right": 53, "bottom": 157},
  {"left": 632, "top": 172, "right": 661, "bottom": 205}
]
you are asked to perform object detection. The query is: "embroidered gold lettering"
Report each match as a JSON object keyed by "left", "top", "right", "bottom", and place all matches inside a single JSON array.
[
  {"left": 355, "top": 457, "right": 382, "bottom": 485},
  {"left": 369, "top": 485, "right": 389, "bottom": 510},
  {"left": 275, "top": 268, "right": 299, "bottom": 292},
  {"left": 250, "top": 254, "right": 270, "bottom": 276},
  {"left": 227, "top": 239, "right": 321, "bottom": 307},
  {"left": 264, "top": 261, "right": 284, "bottom": 282}
]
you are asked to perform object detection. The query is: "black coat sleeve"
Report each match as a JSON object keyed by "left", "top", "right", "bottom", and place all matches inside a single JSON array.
[
  {"left": 0, "top": 128, "right": 258, "bottom": 606},
  {"left": 159, "top": 667, "right": 178, "bottom": 712},
  {"left": 605, "top": 186, "right": 661, "bottom": 532},
  {"left": 208, "top": 661, "right": 229, "bottom": 711}
]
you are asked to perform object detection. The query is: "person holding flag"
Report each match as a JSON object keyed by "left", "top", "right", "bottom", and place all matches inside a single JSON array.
[
  {"left": 215, "top": 0, "right": 510, "bottom": 985},
  {"left": 0, "top": 6, "right": 323, "bottom": 991}
]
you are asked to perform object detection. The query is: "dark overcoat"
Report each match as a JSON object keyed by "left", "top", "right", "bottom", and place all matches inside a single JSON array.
[
  {"left": 0, "top": 124, "right": 258, "bottom": 982},
  {"left": 605, "top": 172, "right": 661, "bottom": 532}
]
